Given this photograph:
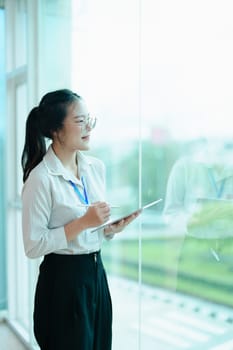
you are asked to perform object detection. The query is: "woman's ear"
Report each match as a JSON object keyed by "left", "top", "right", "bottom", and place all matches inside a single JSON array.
[
  {"left": 51, "top": 129, "right": 63, "bottom": 145},
  {"left": 51, "top": 130, "right": 57, "bottom": 140}
]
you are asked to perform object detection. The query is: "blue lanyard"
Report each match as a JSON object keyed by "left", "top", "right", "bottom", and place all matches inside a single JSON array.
[
  {"left": 207, "top": 168, "right": 226, "bottom": 199},
  {"left": 69, "top": 176, "right": 89, "bottom": 204}
]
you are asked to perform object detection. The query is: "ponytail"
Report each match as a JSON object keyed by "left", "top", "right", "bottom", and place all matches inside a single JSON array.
[
  {"left": 21, "top": 89, "right": 81, "bottom": 183},
  {"left": 21, "top": 107, "right": 46, "bottom": 183}
]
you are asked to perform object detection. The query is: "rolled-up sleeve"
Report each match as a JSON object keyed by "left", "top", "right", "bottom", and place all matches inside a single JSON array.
[{"left": 22, "top": 174, "right": 68, "bottom": 259}]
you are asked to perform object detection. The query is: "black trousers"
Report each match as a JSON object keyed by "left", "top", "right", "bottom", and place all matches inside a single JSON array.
[{"left": 34, "top": 251, "right": 112, "bottom": 350}]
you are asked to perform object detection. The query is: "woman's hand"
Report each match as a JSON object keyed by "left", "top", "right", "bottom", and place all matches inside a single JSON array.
[
  {"left": 83, "top": 201, "right": 111, "bottom": 228},
  {"left": 65, "top": 201, "right": 110, "bottom": 241},
  {"left": 104, "top": 210, "right": 142, "bottom": 235}
]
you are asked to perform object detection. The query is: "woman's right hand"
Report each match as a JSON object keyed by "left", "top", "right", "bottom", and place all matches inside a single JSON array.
[
  {"left": 83, "top": 201, "right": 110, "bottom": 228},
  {"left": 65, "top": 202, "right": 110, "bottom": 241}
]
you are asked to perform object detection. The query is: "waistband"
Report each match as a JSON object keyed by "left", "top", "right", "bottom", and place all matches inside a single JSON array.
[{"left": 44, "top": 250, "right": 101, "bottom": 263}]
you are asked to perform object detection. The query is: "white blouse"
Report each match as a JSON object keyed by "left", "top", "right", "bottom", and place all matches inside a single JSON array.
[{"left": 22, "top": 145, "right": 110, "bottom": 258}]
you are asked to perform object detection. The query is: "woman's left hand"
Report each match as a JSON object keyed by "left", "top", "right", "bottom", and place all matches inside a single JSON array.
[{"left": 104, "top": 210, "right": 141, "bottom": 235}]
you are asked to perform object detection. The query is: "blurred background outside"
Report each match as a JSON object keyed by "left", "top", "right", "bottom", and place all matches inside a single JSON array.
[{"left": 2, "top": 0, "right": 233, "bottom": 349}]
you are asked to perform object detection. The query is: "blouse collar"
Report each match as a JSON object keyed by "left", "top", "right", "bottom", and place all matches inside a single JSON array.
[{"left": 43, "top": 145, "right": 92, "bottom": 184}]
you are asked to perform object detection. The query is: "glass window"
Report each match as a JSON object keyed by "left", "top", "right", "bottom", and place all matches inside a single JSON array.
[
  {"left": 6, "top": 0, "right": 73, "bottom": 347},
  {"left": 0, "top": 6, "right": 6, "bottom": 311},
  {"left": 38, "top": 0, "right": 72, "bottom": 94},
  {"left": 6, "top": 0, "right": 233, "bottom": 348},
  {"left": 16, "top": 82, "right": 27, "bottom": 196},
  {"left": 15, "top": 0, "right": 27, "bottom": 68},
  {"left": 72, "top": 1, "right": 233, "bottom": 349},
  {"left": 71, "top": 1, "right": 141, "bottom": 348},
  {"left": 15, "top": 211, "right": 29, "bottom": 329}
]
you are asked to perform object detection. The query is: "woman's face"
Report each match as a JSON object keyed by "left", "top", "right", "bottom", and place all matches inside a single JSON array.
[{"left": 53, "top": 99, "right": 94, "bottom": 151}]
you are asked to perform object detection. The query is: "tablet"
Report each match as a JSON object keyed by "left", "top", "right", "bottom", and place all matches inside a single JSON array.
[{"left": 91, "top": 198, "right": 162, "bottom": 233}]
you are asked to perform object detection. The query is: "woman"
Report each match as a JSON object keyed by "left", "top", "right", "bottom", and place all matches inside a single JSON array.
[{"left": 21, "top": 89, "right": 140, "bottom": 350}]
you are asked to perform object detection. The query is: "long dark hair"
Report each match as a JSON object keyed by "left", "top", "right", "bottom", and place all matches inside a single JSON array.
[{"left": 21, "top": 89, "right": 81, "bottom": 183}]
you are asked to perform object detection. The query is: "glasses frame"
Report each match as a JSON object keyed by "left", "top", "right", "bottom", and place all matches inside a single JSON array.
[{"left": 76, "top": 114, "right": 97, "bottom": 130}]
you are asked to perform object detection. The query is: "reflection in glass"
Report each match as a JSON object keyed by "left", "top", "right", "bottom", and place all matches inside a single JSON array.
[
  {"left": 72, "top": 0, "right": 233, "bottom": 348},
  {"left": 163, "top": 140, "right": 233, "bottom": 308}
]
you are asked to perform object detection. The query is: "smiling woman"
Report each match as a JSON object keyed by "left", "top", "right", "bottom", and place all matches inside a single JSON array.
[
  {"left": 21, "top": 89, "right": 112, "bottom": 349},
  {"left": 4, "top": 0, "right": 233, "bottom": 349},
  {"left": 21, "top": 88, "right": 140, "bottom": 350},
  {"left": 52, "top": 98, "right": 93, "bottom": 154}
]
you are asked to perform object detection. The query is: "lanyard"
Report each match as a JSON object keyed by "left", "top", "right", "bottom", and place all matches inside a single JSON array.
[
  {"left": 207, "top": 168, "right": 226, "bottom": 199},
  {"left": 69, "top": 176, "right": 89, "bottom": 204}
]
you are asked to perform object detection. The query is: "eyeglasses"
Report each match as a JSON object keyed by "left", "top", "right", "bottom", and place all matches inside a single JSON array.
[{"left": 75, "top": 114, "right": 97, "bottom": 129}]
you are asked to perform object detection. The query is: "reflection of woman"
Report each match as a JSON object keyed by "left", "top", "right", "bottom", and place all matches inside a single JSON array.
[
  {"left": 163, "top": 154, "right": 233, "bottom": 260},
  {"left": 163, "top": 153, "right": 233, "bottom": 303},
  {"left": 21, "top": 89, "right": 139, "bottom": 350}
]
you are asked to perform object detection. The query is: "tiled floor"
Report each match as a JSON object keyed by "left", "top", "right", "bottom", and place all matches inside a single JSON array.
[
  {"left": 0, "top": 322, "right": 27, "bottom": 350},
  {"left": 110, "top": 276, "right": 233, "bottom": 350},
  {"left": 1, "top": 277, "right": 233, "bottom": 350}
]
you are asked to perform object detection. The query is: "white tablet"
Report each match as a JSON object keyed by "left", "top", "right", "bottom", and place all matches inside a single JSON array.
[{"left": 91, "top": 198, "right": 162, "bottom": 233}]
